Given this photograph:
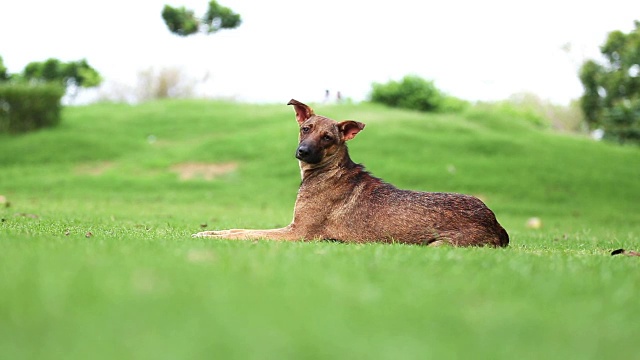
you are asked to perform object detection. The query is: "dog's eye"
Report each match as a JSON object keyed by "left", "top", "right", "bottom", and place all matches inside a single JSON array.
[
  {"left": 301, "top": 126, "right": 311, "bottom": 134},
  {"left": 322, "top": 135, "right": 333, "bottom": 142}
]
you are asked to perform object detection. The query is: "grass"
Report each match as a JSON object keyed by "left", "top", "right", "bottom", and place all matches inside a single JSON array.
[{"left": 0, "top": 99, "right": 639, "bottom": 359}]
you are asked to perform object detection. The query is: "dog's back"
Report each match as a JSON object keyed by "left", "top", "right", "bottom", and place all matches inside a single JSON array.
[{"left": 300, "top": 160, "right": 509, "bottom": 247}]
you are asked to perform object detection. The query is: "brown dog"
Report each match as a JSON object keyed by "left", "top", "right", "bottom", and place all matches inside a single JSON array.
[{"left": 193, "top": 99, "right": 509, "bottom": 247}]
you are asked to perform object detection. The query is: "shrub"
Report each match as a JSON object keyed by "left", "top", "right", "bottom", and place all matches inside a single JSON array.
[
  {"left": 135, "top": 67, "right": 198, "bottom": 101},
  {"left": 370, "top": 75, "right": 468, "bottom": 113},
  {"left": 0, "top": 83, "right": 65, "bottom": 133},
  {"left": 499, "top": 93, "right": 587, "bottom": 132}
]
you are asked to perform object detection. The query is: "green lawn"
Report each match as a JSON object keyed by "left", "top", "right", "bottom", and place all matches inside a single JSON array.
[{"left": 1, "top": 99, "right": 639, "bottom": 359}]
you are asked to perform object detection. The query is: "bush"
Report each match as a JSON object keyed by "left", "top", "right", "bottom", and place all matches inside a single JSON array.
[
  {"left": 370, "top": 75, "right": 468, "bottom": 113},
  {"left": 0, "top": 83, "right": 65, "bottom": 133},
  {"left": 487, "top": 93, "right": 587, "bottom": 132},
  {"left": 135, "top": 67, "right": 199, "bottom": 101}
]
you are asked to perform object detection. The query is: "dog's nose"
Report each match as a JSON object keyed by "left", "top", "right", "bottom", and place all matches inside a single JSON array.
[
  {"left": 296, "top": 143, "right": 322, "bottom": 163},
  {"left": 297, "top": 145, "right": 309, "bottom": 157},
  {"left": 296, "top": 145, "right": 310, "bottom": 159}
]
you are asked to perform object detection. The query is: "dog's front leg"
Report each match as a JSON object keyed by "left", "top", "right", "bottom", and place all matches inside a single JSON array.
[{"left": 192, "top": 225, "right": 305, "bottom": 241}]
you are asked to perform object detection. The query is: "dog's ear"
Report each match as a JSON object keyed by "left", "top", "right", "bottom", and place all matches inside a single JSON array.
[
  {"left": 338, "top": 120, "right": 365, "bottom": 141},
  {"left": 287, "top": 99, "right": 315, "bottom": 124}
]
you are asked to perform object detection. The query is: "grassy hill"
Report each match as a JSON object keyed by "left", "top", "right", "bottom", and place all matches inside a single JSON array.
[{"left": 1, "top": 100, "right": 639, "bottom": 359}]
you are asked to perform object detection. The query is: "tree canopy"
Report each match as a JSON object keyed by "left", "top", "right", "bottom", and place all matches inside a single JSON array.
[
  {"left": 162, "top": 0, "right": 241, "bottom": 37},
  {"left": 579, "top": 21, "right": 640, "bottom": 144},
  {"left": 22, "top": 58, "right": 102, "bottom": 89},
  {"left": 0, "top": 56, "right": 101, "bottom": 101}
]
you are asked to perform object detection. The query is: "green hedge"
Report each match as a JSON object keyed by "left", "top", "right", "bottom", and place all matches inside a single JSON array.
[{"left": 0, "top": 83, "right": 65, "bottom": 133}]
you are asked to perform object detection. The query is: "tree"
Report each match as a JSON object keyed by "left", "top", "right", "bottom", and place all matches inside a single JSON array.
[
  {"left": 22, "top": 58, "right": 102, "bottom": 98},
  {"left": 579, "top": 21, "right": 640, "bottom": 144},
  {"left": 0, "top": 56, "right": 10, "bottom": 82},
  {"left": 162, "top": 0, "right": 241, "bottom": 36}
]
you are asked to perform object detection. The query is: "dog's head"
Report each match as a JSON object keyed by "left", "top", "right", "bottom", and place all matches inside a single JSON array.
[{"left": 288, "top": 99, "right": 365, "bottom": 165}]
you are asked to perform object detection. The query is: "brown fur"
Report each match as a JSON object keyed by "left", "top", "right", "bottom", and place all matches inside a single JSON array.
[{"left": 193, "top": 99, "right": 509, "bottom": 247}]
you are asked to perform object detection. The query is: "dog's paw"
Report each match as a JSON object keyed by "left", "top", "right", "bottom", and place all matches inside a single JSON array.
[
  {"left": 192, "top": 229, "right": 258, "bottom": 239},
  {"left": 192, "top": 231, "right": 219, "bottom": 238},
  {"left": 192, "top": 230, "right": 237, "bottom": 238}
]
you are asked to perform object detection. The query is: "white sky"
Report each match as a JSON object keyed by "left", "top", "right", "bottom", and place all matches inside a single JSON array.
[{"left": 1, "top": 0, "right": 639, "bottom": 104}]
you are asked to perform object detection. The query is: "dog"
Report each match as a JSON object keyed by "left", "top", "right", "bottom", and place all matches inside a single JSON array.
[{"left": 193, "top": 99, "right": 509, "bottom": 247}]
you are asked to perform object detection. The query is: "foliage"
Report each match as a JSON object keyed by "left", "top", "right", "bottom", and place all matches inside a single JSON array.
[
  {"left": 0, "top": 56, "right": 9, "bottom": 82},
  {"left": 161, "top": 5, "right": 199, "bottom": 36},
  {"left": 204, "top": 0, "right": 241, "bottom": 31},
  {"left": 579, "top": 21, "right": 640, "bottom": 144},
  {"left": 474, "top": 93, "right": 587, "bottom": 132},
  {"left": 0, "top": 56, "right": 99, "bottom": 132},
  {"left": 22, "top": 58, "right": 102, "bottom": 90},
  {"left": 135, "top": 67, "right": 198, "bottom": 101},
  {"left": 0, "top": 100, "right": 638, "bottom": 359},
  {"left": 370, "top": 75, "right": 468, "bottom": 113},
  {"left": 0, "top": 55, "right": 101, "bottom": 94},
  {"left": 162, "top": 0, "right": 241, "bottom": 36},
  {"left": 0, "top": 82, "right": 64, "bottom": 133},
  {"left": 94, "top": 67, "right": 205, "bottom": 103}
]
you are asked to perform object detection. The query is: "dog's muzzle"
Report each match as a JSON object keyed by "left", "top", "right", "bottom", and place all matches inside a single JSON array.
[{"left": 296, "top": 143, "right": 322, "bottom": 164}]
